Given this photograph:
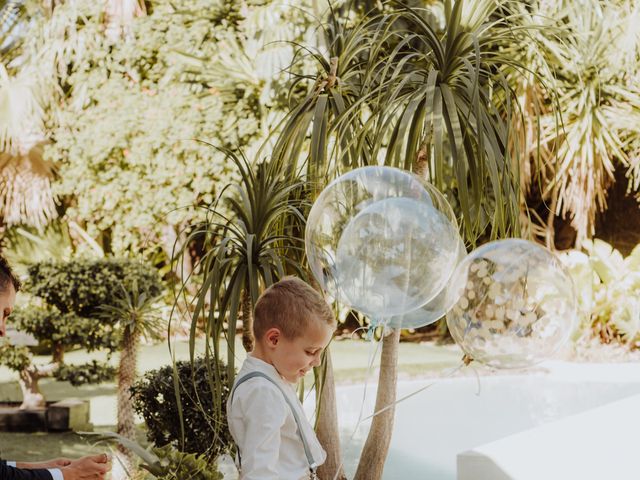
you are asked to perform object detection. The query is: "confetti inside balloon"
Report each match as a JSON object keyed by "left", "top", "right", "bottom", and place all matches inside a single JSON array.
[
  {"left": 305, "top": 166, "right": 460, "bottom": 318},
  {"left": 445, "top": 239, "right": 577, "bottom": 369}
]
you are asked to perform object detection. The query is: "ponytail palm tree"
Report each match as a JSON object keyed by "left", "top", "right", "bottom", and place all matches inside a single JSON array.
[
  {"left": 178, "top": 1, "right": 549, "bottom": 479},
  {"left": 99, "top": 279, "right": 164, "bottom": 465},
  {"left": 170, "top": 147, "right": 315, "bottom": 471},
  {"left": 269, "top": 3, "right": 539, "bottom": 478},
  {"left": 0, "top": 1, "right": 56, "bottom": 229},
  {"left": 510, "top": 0, "right": 640, "bottom": 247},
  {"left": 177, "top": 147, "right": 308, "bottom": 379},
  {"left": 275, "top": 0, "right": 527, "bottom": 242}
]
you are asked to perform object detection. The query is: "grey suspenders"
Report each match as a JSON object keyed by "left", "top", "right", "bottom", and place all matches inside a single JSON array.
[{"left": 230, "top": 371, "right": 319, "bottom": 479}]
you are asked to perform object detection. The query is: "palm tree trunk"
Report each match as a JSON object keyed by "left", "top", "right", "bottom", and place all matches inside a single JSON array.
[
  {"left": 315, "top": 348, "right": 347, "bottom": 480},
  {"left": 353, "top": 328, "right": 400, "bottom": 480},
  {"left": 117, "top": 326, "right": 139, "bottom": 466},
  {"left": 240, "top": 287, "right": 254, "bottom": 352}
]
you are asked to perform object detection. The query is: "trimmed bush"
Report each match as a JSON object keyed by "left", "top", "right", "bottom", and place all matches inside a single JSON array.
[
  {"left": 10, "top": 306, "right": 120, "bottom": 352},
  {"left": 131, "top": 358, "right": 233, "bottom": 459},
  {"left": 27, "top": 259, "right": 163, "bottom": 317}
]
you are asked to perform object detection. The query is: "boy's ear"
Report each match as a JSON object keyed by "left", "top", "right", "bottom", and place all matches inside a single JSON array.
[{"left": 264, "top": 327, "right": 281, "bottom": 347}]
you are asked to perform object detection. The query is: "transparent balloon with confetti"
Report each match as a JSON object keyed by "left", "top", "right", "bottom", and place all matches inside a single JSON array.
[{"left": 446, "top": 239, "right": 577, "bottom": 369}]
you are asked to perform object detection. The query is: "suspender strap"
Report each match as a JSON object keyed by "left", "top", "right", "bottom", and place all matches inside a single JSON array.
[{"left": 230, "top": 371, "right": 318, "bottom": 475}]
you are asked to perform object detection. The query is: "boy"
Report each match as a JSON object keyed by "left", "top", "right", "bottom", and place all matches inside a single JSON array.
[{"left": 227, "top": 276, "right": 336, "bottom": 479}]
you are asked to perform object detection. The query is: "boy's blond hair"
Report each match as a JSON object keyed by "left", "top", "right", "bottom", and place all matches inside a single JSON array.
[{"left": 253, "top": 276, "right": 335, "bottom": 340}]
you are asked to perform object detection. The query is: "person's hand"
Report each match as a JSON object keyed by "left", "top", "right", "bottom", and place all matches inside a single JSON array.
[{"left": 60, "top": 454, "right": 110, "bottom": 480}]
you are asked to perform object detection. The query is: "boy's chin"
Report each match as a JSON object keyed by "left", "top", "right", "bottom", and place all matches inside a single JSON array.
[{"left": 285, "top": 370, "right": 307, "bottom": 382}]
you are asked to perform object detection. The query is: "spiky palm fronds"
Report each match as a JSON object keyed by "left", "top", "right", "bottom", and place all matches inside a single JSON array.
[
  {"left": 512, "top": 0, "right": 640, "bottom": 246},
  {"left": 0, "top": 145, "right": 56, "bottom": 229},
  {"left": 272, "top": 0, "right": 538, "bottom": 244},
  {"left": 175, "top": 146, "right": 308, "bottom": 380}
]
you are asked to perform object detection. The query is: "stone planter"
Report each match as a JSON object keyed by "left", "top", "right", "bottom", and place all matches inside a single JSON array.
[{"left": 0, "top": 399, "right": 92, "bottom": 432}]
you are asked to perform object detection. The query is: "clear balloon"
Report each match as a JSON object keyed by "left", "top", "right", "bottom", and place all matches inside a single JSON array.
[
  {"left": 385, "top": 235, "right": 466, "bottom": 329},
  {"left": 305, "top": 166, "right": 460, "bottom": 318},
  {"left": 445, "top": 239, "right": 577, "bottom": 369}
]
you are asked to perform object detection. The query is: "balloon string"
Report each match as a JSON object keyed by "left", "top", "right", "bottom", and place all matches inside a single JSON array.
[
  {"left": 359, "top": 360, "right": 465, "bottom": 422},
  {"left": 355, "top": 324, "right": 383, "bottom": 427},
  {"left": 350, "top": 326, "right": 369, "bottom": 340},
  {"left": 330, "top": 348, "right": 469, "bottom": 480},
  {"left": 470, "top": 362, "right": 482, "bottom": 396}
]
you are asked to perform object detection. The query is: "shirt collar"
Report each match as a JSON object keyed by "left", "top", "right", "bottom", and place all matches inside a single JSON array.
[{"left": 245, "top": 354, "right": 291, "bottom": 385}]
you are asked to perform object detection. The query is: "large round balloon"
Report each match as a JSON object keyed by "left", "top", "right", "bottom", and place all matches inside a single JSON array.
[
  {"left": 305, "top": 166, "right": 460, "bottom": 318},
  {"left": 385, "top": 234, "right": 466, "bottom": 329},
  {"left": 445, "top": 239, "right": 577, "bottom": 369}
]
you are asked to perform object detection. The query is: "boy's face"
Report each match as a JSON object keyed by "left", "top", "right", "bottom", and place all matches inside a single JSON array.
[{"left": 270, "top": 317, "right": 334, "bottom": 383}]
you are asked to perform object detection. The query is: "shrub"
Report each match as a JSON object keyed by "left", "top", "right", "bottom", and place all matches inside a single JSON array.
[
  {"left": 142, "top": 445, "right": 223, "bottom": 480},
  {"left": 0, "top": 341, "right": 31, "bottom": 371},
  {"left": 559, "top": 239, "right": 640, "bottom": 347},
  {"left": 55, "top": 361, "right": 117, "bottom": 386},
  {"left": 10, "top": 306, "right": 119, "bottom": 352},
  {"left": 131, "top": 358, "right": 233, "bottom": 459},
  {"left": 27, "top": 259, "right": 163, "bottom": 317}
]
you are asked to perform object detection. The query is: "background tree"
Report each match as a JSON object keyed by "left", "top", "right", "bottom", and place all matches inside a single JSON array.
[
  {"left": 42, "top": 0, "right": 319, "bottom": 261},
  {"left": 265, "top": 1, "right": 542, "bottom": 477},
  {"left": 512, "top": 0, "right": 640, "bottom": 249},
  {"left": 0, "top": 258, "right": 163, "bottom": 410}
]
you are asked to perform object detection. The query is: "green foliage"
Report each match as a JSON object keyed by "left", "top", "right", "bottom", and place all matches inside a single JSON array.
[
  {"left": 98, "top": 279, "right": 165, "bottom": 339},
  {"left": 0, "top": 340, "right": 31, "bottom": 371},
  {"left": 0, "top": 223, "right": 75, "bottom": 276},
  {"left": 142, "top": 445, "right": 223, "bottom": 480},
  {"left": 55, "top": 360, "right": 117, "bottom": 386},
  {"left": 41, "top": 0, "right": 317, "bottom": 254},
  {"left": 85, "top": 431, "right": 223, "bottom": 480},
  {"left": 27, "top": 259, "right": 163, "bottom": 317},
  {"left": 10, "top": 306, "right": 119, "bottom": 352},
  {"left": 560, "top": 239, "right": 640, "bottom": 346},
  {"left": 131, "top": 357, "right": 233, "bottom": 460}
]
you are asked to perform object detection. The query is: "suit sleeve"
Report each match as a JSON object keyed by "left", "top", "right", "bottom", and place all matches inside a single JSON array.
[{"left": 0, "top": 462, "right": 54, "bottom": 479}]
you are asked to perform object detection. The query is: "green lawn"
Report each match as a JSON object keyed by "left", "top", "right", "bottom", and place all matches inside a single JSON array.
[{"left": 0, "top": 338, "right": 462, "bottom": 461}]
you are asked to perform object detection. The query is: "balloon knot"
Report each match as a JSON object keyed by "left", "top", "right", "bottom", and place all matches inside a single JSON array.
[{"left": 462, "top": 354, "right": 474, "bottom": 366}]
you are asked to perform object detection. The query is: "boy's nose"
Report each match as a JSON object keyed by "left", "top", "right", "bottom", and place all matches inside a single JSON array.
[{"left": 310, "top": 353, "right": 322, "bottom": 367}]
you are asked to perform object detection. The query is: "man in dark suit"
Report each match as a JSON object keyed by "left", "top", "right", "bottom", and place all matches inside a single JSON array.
[{"left": 0, "top": 255, "right": 110, "bottom": 480}]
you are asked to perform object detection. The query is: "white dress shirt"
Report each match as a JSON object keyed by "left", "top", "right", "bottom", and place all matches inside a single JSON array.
[
  {"left": 49, "top": 468, "right": 63, "bottom": 480},
  {"left": 6, "top": 461, "right": 63, "bottom": 480},
  {"left": 227, "top": 355, "right": 326, "bottom": 480}
]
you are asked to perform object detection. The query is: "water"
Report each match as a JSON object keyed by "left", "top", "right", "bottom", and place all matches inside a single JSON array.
[{"left": 336, "top": 367, "right": 640, "bottom": 479}]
